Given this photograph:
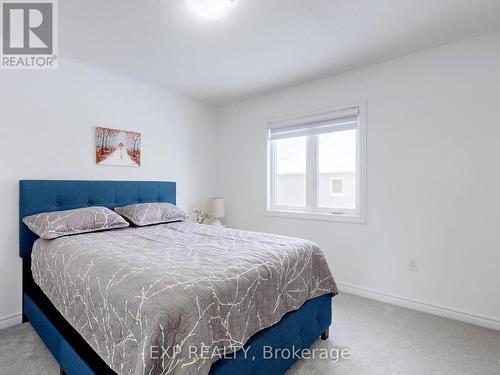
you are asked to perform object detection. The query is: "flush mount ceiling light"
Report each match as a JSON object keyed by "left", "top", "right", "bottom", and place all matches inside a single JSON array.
[{"left": 187, "top": 0, "right": 238, "bottom": 20}]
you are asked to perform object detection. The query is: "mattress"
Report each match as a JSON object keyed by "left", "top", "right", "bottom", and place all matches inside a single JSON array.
[{"left": 31, "top": 222, "right": 337, "bottom": 375}]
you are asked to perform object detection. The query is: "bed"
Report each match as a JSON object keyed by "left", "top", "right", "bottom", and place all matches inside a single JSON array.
[{"left": 20, "top": 180, "right": 337, "bottom": 375}]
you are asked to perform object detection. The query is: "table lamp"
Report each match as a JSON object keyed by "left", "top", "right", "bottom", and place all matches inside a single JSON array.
[{"left": 208, "top": 197, "right": 225, "bottom": 226}]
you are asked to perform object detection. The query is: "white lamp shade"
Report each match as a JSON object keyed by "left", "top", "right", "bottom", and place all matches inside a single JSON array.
[{"left": 209, "top": 197, "right": 225, "bottom": 218}]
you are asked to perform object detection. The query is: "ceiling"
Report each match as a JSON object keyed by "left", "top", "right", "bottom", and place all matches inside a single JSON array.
[{"left": 60, "top": 0, "right": 500, "bottom": 105}]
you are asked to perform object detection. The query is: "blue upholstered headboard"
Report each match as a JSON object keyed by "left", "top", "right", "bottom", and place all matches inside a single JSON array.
[{"left": 19, "top": 180, "right": 176, "bottom": 257}]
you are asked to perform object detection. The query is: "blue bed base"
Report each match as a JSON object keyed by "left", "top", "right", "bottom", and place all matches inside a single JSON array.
[{"left": 20, "top": 180, "right": 333, "bottom": 375}]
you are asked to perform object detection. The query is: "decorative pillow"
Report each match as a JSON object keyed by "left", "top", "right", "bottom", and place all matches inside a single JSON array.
[
  {"left": 114, "top": 203, "right": 187, "bottom": 226},
  {"left": 22, "top": 206, "right": 129, "bottom": 240}
]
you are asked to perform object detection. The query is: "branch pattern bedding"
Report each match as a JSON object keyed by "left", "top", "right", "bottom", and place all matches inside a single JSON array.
[
  {"left": 22, "top": 206, "right": 129, "bottom": 239},
  {"left": 114, "top": 203, "right": 187, "bottom": 226},
  {"left": 31, "top": 221, "right": 337, "bottom": 375}
]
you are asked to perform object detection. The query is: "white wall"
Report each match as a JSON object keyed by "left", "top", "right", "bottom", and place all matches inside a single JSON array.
[
  {"left": 217, "top": 32, "right": 500, "bottom": 327},
  {"left": 0, "top": 60, "right": 218, "bottom": 328}
]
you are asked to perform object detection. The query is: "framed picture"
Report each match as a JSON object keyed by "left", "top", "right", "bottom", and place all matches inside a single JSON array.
[{"left": 95, "top": 127, "right": 141, "bottom": 167}]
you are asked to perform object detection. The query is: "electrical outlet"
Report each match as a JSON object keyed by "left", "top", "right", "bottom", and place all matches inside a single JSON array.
[{"left": 408, "top": 259, "right": 418, "bottom": 272}]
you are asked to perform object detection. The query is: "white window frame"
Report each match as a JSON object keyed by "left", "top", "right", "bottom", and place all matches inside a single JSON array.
[
  {"left": 266, "top": 102, "right": 367, "bottom": 223},
  {"left": 329, "top": 177, "right": 345, "bottom": 197}
]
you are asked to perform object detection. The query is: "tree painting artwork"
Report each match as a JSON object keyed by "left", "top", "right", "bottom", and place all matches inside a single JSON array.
[{"left": 96, "top": 127, "right": 141, "bottom": 167}]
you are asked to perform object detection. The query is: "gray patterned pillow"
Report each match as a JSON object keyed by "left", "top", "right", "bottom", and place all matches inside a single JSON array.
[
  {"left": 114, "top": 203, "right": 187, "bottom": 226},
  {"left": 22, "top": 206, "right": 129, "bottom": 240}
]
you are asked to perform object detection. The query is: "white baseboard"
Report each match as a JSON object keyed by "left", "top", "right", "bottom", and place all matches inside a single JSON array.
[
  {"left": 337, "top": 282, "right": 500, "bottom": 331},
  {"left": 0, "top": 312, "right": 22, "bottom": 330}
]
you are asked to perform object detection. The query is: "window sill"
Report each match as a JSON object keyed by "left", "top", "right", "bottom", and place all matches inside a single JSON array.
[{"left": 264, "top": 209, "right": 366, "bottom": 224}]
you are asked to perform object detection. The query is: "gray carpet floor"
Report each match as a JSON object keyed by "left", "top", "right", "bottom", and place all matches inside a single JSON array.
[{"left": 1, "top": 294, "right": 499, "bottom": 375}]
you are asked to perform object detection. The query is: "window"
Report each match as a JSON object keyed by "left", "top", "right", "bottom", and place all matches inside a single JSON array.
[
  {"left": 329, "top": 177, "right": 344, "bottom": 197},
  {"left": 267, "top": 104, "right": 366, "bottom": 223},
  {"left": 275, "top": 136, "right": 307, "bottom": 207}
]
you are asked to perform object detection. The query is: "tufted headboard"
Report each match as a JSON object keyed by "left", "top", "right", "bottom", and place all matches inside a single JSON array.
[{"left": 19, "top": 180, "right": 176, "bottom": 257}]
